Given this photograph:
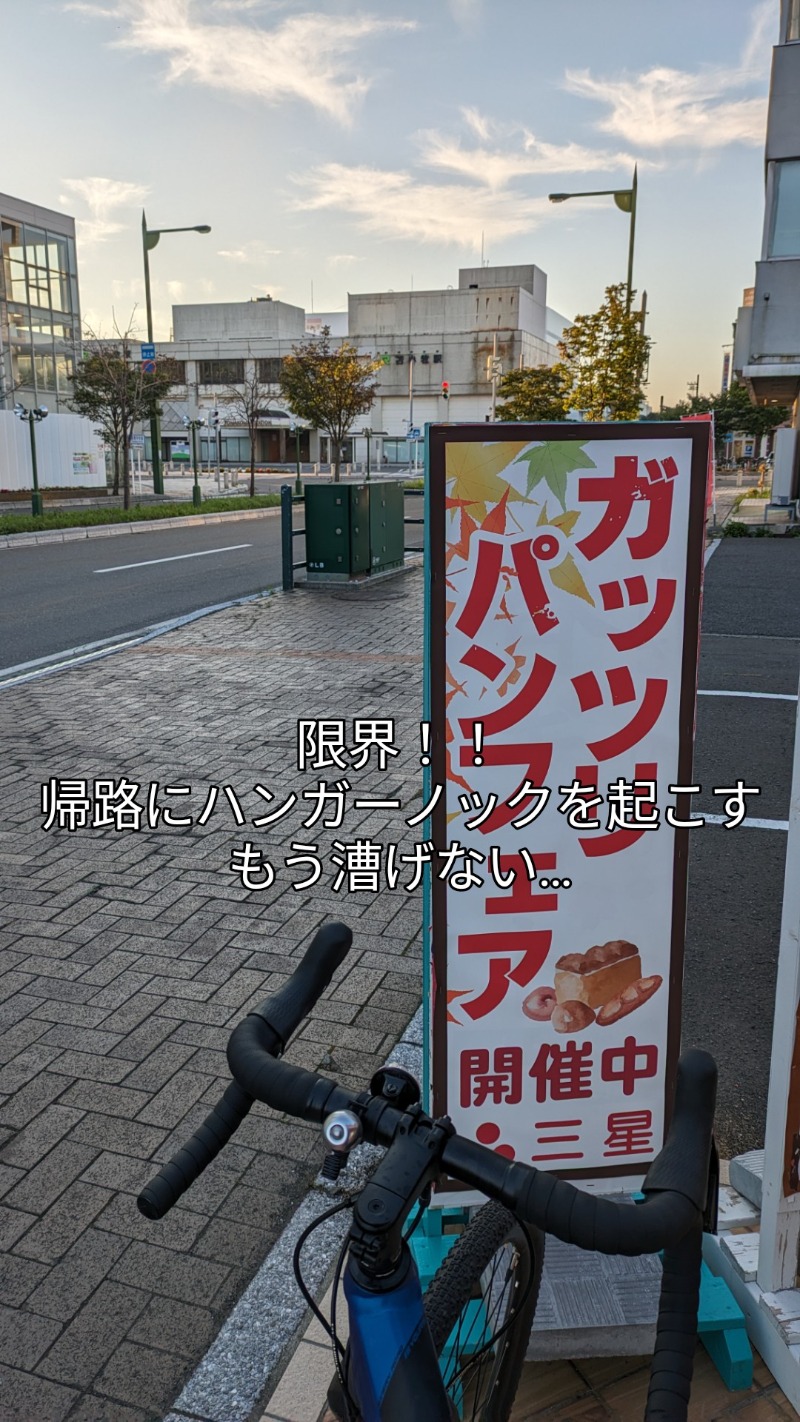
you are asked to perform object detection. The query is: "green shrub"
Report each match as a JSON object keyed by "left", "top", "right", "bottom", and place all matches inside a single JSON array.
[
  {"left": 0, "top": 494, "right": 280, "bottom": 536},
  {"left": 722, "top": 521, "right": 750, "bottom": 537}
]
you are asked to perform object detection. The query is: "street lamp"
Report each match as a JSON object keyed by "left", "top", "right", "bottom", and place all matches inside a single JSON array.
[
  {"left": 289, "top": 420, "right": 308, "bottom": 496},
  {"left": 549, "top": 166, "right": 638, "bottom": 314},
  {"left": 142, "top": 211, "right": 211, "bottom": 497},
  {"left": 182, "top": 415, "right": 205, "bottom": 508},
  {"left": 14, "top": 403, "right": 48, "bottom": 516},
  {"left": 359, "top": 427, "right": 388, "bottom": 481}
]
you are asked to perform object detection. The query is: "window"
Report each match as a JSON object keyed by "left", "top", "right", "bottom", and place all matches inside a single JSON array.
[
  {"left": 197, "top": 358, "right": 245, "bottom": 384},
  {"left": 55, "top": 354, "right": 74, "bottom": 392},
  {"left": 257, "top": 357, "right": 283, "bottom": 383},
  {"left": 769, "top": 160, "right": 800, "bottom": 256},
  {"left": 788, "top": 0, "right": 800, "bottom": 40}
]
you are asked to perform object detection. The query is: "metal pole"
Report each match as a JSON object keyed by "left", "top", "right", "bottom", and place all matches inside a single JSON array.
[
  {"left": 191, "top": 422, "right": 201, "bottom": 508},
  {"left": 491, "top": 332, "right": 498, "bottom": 421},
  {"left": 366, "top": 430, "right": 371, "bottom": 482},
  {"left": 281, "top": 484, "right": 294, "bottom": 591},
  {"left": 142, "top": 211, "right": 164, "bottom": 498},
  {"left": 294, "top": 427, "right": 301, "bottom": 497},
  {"left": 408, "top": 356, "right": 414, "bottom": 472},
  {"left": 625, "top": 166, "right": 637, "bottom": 315},
  {"left": 28, "top": 416, "right": 43, "bottom": 517},
  {"left": 217, "top": 423, "right": 222, "bottom": 481}
]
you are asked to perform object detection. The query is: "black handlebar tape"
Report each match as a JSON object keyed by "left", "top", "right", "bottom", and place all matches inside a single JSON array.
[
  {"left": 640, "top": 1048, "right": 717, "bottom": 1210},
  {"left": 227, "top": 1013, "right": 349, "bottom": 1121},
  {"left": 137, "top": 1081, "right": 253, "bottom": 1220},
  {"left": 644, "top": 1222, "right": 703, "bottom": 1422},
  {"left": 249, "top": 922, "right": 352, "bottom": 1049}
]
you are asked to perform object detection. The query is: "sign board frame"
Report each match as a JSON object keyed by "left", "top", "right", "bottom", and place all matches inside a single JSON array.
[{"left": 423, "top": 421, "right": 710, "bottom": 1197}]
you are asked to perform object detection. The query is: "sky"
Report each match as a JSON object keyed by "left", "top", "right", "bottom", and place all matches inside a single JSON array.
[{"left": 2, "top": 0, "right": 778, "bottom": 405}]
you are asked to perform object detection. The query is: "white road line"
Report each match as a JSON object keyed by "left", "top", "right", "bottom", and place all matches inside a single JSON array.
[
  {"left": 697, "top": 689, "right": 797, "bottom": 701},
  {"left": 704, "top": 537, "right": 721, "bottom": 566},
  {"left": 94, "top": 543, "right": 251, "bottom": 573},
  {"left": 703, "top": 813, "right": 789, "bottom": 831}
]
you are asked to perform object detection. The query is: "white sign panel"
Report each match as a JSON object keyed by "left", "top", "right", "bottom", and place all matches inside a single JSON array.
[{"left": 427, "top": 422, "right": 709, "bottom": 1191}]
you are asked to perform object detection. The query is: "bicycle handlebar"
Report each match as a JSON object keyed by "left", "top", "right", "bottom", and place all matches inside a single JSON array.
[
  {"left": 139, "top": 920, "right": 715, "bottom": 1258},
  {"left": 137, "top": 921, "right": 716, "bottom": 1422},
  {"left": 137, "top": 922, "right": 352, "bottom": 1220}
]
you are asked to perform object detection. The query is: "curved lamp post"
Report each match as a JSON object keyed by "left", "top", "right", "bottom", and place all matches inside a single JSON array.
[
  {"left": 549, "top": 167, "right": 638, "bottom": 314},
  {"left": 14, "top": 403, "right": 48, "bottom": 515},
  {"left": 142, "top": 211, "right": 211, "bottom": 496}
]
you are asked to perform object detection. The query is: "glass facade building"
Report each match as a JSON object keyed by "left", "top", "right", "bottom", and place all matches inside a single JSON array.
[{"left": 0, "top": 193, "right": 81, "bottom": 411}]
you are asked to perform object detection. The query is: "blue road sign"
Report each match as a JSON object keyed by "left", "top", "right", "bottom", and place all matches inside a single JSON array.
[
  {"left": 142, "top": 359, "right": 156, "bottom": 374},
  {"left": 140, "top": 343, "right": 155, "bottom": 361},
  {"left": 409, "top": 427, "right": 421, "bottom": 440}
]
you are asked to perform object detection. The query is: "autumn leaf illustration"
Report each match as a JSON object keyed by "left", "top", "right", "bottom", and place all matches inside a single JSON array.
[
  {"left": 550, "top": 552, "right": 595, "bottom": 606},
  {"left": 445, "top": 441, "right": 531, "bottom": 523},
  {"left": 514, "top": 442, "right": 596, "bottom": 510},
  {"left": 537, "top": 504, "right": 581, "bottom": 536}
]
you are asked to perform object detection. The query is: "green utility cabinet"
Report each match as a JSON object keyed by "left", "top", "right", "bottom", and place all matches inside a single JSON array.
[
  {"left": 305, "top": 482, "right": 404, "bottom": 583},
  {"left": 305, "top": 484, "right": 370, "bottom": 581},
  {"left": 369, "top": 481, "right": 404, "bottom": 573}
]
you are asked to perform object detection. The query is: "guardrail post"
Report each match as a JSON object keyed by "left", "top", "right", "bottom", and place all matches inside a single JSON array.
[{"left": 281, "top": 484, "right": 294, "bottom": 591}]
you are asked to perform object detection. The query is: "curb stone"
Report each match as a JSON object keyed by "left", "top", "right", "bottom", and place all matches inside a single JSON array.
[{"left": 163, "top": 1008, "right": 423, "bottom": 1422}]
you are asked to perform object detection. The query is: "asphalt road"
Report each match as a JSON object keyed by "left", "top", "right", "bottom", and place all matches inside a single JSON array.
[
  {"left": 683, "top": 539, "right": 800, "bottom": 1157},
  {"left": 1, "top": 502, "right": 425, "bottom": 674},
  {"left": 0, "top": 515, "right": 287, "bottom": 672}
]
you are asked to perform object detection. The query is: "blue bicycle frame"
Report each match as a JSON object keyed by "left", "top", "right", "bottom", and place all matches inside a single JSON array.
[{"left": 342, "top": 1246, "right": 454, "bottom": 1421}]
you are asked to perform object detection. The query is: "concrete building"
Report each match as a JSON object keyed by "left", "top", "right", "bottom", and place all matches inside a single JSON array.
[
  {"left": 733, "top": 0, "right": 800, "bottom": 499},
  {"left": 147, "top": 264, "right": 568, "bottom": 469},
  {"left": 0, "top": 193, "right": 82, "bottom": 414},
  {"left": 347, "top": 264, "right": 568, "bottom": 461}
]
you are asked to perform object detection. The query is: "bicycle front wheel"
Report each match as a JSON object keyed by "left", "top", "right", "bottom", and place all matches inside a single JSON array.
[{"left": 424, "top": 1201, "right": 543, "bottom": 1422}]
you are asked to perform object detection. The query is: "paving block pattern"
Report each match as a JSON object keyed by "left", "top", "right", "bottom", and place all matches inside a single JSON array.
[{"left": 0, "top": 572, "right": 425, "bottom": 1421}]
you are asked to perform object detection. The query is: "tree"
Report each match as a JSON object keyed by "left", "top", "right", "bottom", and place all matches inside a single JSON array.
[
  {"left": 558, "top": 283, "right": 652, "bottom": 421},
  {"left": 221, "top": 364, "right": 276, "bottom": 498},
  {"left": 495, "top": 364, "right": 571, "bottom": 422},
  {"left": 279, "top": 327, "right": 381, "bottom": 482},
  {"left": 653, "top": 383, "right": 789, "bottom": 458},
  {"left": 69, "top": 318, "right": 181, "bottom": 509}
]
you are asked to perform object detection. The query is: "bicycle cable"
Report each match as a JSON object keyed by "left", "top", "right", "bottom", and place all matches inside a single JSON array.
[{"left": 291, "top": 1197, "right": 355, "bottom": 1344}]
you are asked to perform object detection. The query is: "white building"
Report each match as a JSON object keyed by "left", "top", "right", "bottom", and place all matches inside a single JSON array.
[
  {"left": 732, "top": 0, "right": 800, "bottom": 499},
  {"left": 142, "top": 264, "right": 569, "bottom": 469}
]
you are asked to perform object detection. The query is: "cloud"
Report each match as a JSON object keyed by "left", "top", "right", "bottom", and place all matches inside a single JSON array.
[
  {"left": 448, "top": 0, "right": 481, "bottom": 26},
  {"left": 296, "top": 163, "right": 550, "bottom": 249},
  {"left": 217, "top": 241, "right": 281, "bottom": 263},
  {"left": 327, "top": 253, "right": 357, "bottom": 267},
  {"left": 60, "top": 176, "right": 149, "bottom": 244},
  {"left": 564, "top": 1, "right": 771, "bottom": 149},
  {"left": 67, "top": 0, "right": 416, "bottom": 124},
  {"left": 295, "top": 107, "right": 641, "bottom": 249},
  {"left": 422, "top": 108, "right": 641, "bottom": 189}
]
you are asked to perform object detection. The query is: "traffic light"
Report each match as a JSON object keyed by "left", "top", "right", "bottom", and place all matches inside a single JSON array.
[
  {"left": 441, "top": 381, "right": 449, "bottom": 401},
  {"left": 211, "top": 409, "right": 220, "bottom": 428}
]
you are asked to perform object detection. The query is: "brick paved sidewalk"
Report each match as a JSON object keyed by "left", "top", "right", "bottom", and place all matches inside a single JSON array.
[{"left": 0, "top": 570, "right": 425, "bottom": 1421}]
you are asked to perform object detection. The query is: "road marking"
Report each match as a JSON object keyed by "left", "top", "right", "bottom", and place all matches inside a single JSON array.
[
  {"left": 94, "top": 543, "right": 252, "bottom": 573},
  {"left": 698, "top": 689, "right": 797, "bottom": 701},
  {"left": 704, "top": 538, "right": 721, "bottom": 566},
  {"left": 703, "top": 814, "right": 789, "bottom": 831}
]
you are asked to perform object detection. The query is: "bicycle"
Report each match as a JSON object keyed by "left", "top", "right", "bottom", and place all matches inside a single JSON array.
[{"left": 138, "top": 923, "right": 719, "bottom": 1422}]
